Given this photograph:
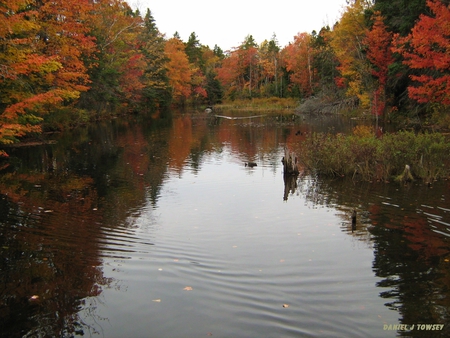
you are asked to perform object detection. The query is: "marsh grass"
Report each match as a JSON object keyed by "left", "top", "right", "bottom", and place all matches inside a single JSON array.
[{"left": 300, "top": 127, "right": 450, "bottom": 182}]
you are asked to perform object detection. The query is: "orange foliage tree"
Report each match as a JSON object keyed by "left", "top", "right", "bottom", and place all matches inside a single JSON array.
[
  {"left": 0, "top": 0, "right": 96, "bottom": 147},
  {"left": 164, "top": 37, "right": 193, "bottom": 103},
  {"left": 282, "top": 32, "right": 314, "bottom": 97},
  {"left": 394, "top": 0, "right": 450, "bottom": 106},
  {"left": 239, "top": 35, "right": 259, "bottom": 98},
  {"left": 216, "top": 51, "right": 241, "bottom": 98}
]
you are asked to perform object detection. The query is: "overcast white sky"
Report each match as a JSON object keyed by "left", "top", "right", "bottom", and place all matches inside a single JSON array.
[{"left": 133, "top": 0, "right": 347, "bottom": 51}]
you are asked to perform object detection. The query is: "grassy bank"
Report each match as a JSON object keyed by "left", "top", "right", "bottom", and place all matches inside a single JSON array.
[
  {"left": 215, "top": 98, "right": 298, "bottom": 112},
  {"left": 299, "top": 126, "right": 450, "bottom": 183}
]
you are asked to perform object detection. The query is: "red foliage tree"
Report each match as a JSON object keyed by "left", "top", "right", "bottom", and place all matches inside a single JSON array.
[
  {"left": 395, "top": 0, "right": 450, "bottom": 105},
  {"left": 365, "top": 11, "right": 394, "bottom": 116}
]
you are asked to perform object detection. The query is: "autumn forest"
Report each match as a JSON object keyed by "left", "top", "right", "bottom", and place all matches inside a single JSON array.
[{"left": 1, "top": 0, "right": 450, "bottom": 156}]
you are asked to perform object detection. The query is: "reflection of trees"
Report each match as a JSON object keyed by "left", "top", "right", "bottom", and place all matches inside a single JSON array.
[
  {"left": 0, "top": 174, "right": 111, "bottom": 337},
  {"left": 0, "top": 116, "right": 172, "bottom": 337},
  {"left": 370, "top": 203, "right": 450, "bottom": 337},
  {"left": 167, "top": 114, "right": 450, "bottom": 336},
  {"left": 295, "top": 176, "right": 450, "bottom": 336},
  {"left": 4, "top": 112, "right": 449, "bottom": 337}
]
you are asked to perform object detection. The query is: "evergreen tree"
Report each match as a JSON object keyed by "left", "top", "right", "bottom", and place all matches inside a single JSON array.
[
  {"left": 373, "top": 0, "right": 427, "bottom": 36},
  {"left": 213, "top": 45, "right": 225, "bottom": 59},
  {"left": 139, "top": 9, "right": 172, "bottom": 110},
  {"left": 311, "top": 26, "right": 338, "bottom": 95},
  {"left": 268, "top": 34, "right": 281, "bottom": 97},
  {"left": 372, "top": 0, "right": 428, "bottom": 113},
  {"left": 185, "top": 32, "right": 203, "bottom": 66}
]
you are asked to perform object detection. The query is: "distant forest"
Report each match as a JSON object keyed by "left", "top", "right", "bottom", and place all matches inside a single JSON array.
[{"left": 1, "top": 0, "right": 450, "bottom": 152}]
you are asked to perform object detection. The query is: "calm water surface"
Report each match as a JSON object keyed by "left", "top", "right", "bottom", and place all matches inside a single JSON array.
[{"left": 0, "top": 112, "right": 449, "bottom": 337}]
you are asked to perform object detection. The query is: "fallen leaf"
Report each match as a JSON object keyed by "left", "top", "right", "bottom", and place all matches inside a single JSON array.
[
  {"left": 183, "top": 286, "right": 193, "bottom": 291},
  {"left": 282, "top": 304, "right": 289, "bottom": 308},
  {"left": 29, "top": 295, "right": 39, "bottom": 301},
  {"left": 152, "top": 299, "right": 161, "bottom": 302}
]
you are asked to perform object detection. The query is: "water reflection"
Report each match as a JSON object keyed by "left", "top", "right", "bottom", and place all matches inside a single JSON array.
[
  {"left": 297, "top": 176, "right": 450, "bottom": 336},
  {"left": 0, "top": 174, "right": 111, "bottom": 337},
  {"left": 0, "top": 112, "right": 449, "bottom": 337},
  {"left": 0, "top": 116, "right": 172, "bottom": 336}
]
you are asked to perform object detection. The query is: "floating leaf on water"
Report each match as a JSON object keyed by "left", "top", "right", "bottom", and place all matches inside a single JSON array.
[
  {"left": 282, "top": 304, "right": 289, "bottom": 308},
  {"left": 183, "top": 286, "right": 193, "bottom": 291},
  {"left": 29, "top": 295, "right": 39, "bottom": 301},
  {"left": 44, "top": 210, "right": 53, "bottom": 213}
]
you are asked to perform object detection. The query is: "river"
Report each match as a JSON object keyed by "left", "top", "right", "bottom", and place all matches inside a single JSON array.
[{"left": 0, "top": 111, "right": 449, "bottom": 337}]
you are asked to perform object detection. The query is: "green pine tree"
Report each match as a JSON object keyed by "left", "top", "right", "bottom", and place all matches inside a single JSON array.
[{"left": 140, "top": 9, "right": 172, "bottom": 110}]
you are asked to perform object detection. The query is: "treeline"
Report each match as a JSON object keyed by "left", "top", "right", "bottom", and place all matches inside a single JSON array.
[
  {"left": 218, "top": 0, "right": 450, "bottom": 122},
  {"left": 1, "top": 0, "right": 450, "bottom": 156},
  {"left": 0, "top": 0, "right": 224, "bottom": 154}
]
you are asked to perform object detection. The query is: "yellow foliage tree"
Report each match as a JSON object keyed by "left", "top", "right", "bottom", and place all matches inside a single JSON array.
[{"left": 331, "top": 0, "right": 372, "bottom": 108}]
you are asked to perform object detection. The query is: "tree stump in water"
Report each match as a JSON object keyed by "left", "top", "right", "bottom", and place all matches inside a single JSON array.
[
  {"left": 281, "top": 148, "right": 299, "bottom": 176},
  {"left": 351, "top": 209, "right": 357, "bottom": 232},
  {"left": 396, "top": 164, "right": 413, "bottom": 183},
  {"left": 283, "top": 173, "right": 297, "bottom": 201}
]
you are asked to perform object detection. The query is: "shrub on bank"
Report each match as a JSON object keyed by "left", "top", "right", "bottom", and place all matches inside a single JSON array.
[{"left": 300, "top": 129, "right": 450, "bottom": 182}]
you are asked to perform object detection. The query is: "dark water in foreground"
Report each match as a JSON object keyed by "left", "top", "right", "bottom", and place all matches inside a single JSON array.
[{"left": 0, "top": 112, "right": 449, "bottom": 338}]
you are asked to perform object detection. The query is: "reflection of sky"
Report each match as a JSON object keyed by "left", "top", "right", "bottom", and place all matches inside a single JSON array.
[{"left": 162, "top": 148, "right": 284, "bottom": 229}]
